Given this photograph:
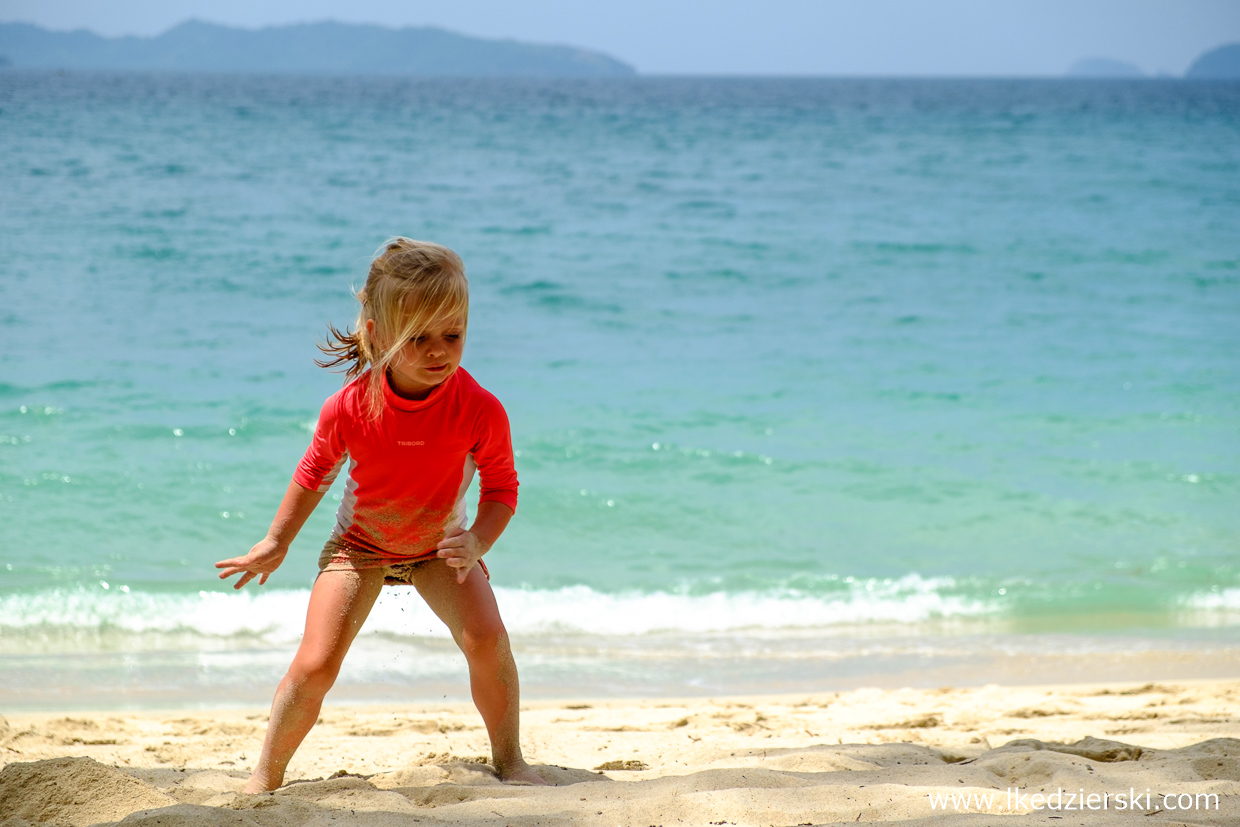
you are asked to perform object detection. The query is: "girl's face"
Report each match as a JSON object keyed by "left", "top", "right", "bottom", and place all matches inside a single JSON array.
[{"left": 370, "top": 314, "right": 466, "bottom": 400}]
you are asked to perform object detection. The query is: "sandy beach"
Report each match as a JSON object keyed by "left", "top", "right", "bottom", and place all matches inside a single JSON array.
[{"left": 2, "top": 678, "right": 1238, "bottom": 825}]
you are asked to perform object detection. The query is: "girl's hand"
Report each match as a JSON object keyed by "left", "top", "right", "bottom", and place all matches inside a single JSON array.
[
  {"left": 215, "top": 537, "right": 288, "bottom": 589},
  {"left": 436, "top": 526, "right": 489, "bottom": 584}
]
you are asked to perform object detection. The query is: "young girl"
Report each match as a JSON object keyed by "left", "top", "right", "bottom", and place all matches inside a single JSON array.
[{"left": 215, "top": 238, "right": 545, "bottom": 792}]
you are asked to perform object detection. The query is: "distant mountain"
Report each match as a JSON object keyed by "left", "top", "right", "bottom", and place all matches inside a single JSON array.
[
  {"left": 1185, "top": 43, "right": 1240, "bottom": 79},
  {"left": 0, "top": 19, "right": 637, "bottom": 76},
  {"left": 1065, "top": 57, "right": 1144, "bottom": 78}
]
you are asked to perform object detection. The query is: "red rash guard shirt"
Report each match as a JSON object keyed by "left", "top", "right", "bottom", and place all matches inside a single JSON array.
[{"left": 292, "top": 367, "right": 518, "bottom": 561}]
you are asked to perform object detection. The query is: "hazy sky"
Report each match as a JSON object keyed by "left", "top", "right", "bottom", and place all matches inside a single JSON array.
[{"left": 4, "top": 0, "right": 1239, "bottom": 76}]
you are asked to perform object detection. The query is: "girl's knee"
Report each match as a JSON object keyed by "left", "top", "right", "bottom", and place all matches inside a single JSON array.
[
  {"left": 459, "top": 619, "right": 507, "bottom": 660},
  {"left": 288, "top": 654, "right": 342, "bottom": 696}
]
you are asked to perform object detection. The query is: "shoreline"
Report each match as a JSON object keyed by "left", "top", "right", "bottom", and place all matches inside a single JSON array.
[
  {"left": 3, "top": 632, "right": 1239, "bottom": 712},
  {"left": 3, "top": 678, "right": 1239, "bottom": 824}
]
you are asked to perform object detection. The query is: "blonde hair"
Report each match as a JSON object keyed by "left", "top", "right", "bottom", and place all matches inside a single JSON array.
[{"left": 318, "top": 237, "right": 469, "bottom": 418}]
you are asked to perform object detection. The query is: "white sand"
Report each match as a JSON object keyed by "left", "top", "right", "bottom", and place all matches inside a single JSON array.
[{"left": 2, "top": 679, "right": 1238, "bottom": 825}]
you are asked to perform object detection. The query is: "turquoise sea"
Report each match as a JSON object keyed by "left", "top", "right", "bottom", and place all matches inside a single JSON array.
[{"left": 1, "top": 73, "right": 1238, "bottom": 708}]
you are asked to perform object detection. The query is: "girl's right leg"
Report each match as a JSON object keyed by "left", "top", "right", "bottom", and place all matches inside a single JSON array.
[{"left": 244, "top": 568, "right": 384, "bottom": 793}]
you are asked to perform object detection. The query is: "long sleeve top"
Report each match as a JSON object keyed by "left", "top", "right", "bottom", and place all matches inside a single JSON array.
[{"left": 293, "top": 366, "right": 518, "bottom": 560}]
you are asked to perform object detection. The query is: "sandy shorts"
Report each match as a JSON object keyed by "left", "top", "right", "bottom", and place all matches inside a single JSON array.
[{"left": 317, "top": 535, "right": 488, "bottom": 586}]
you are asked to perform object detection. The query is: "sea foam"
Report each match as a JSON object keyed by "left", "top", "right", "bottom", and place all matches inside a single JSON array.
[{"left": 0, "top": 574, "right": 989, "bottom": 644}]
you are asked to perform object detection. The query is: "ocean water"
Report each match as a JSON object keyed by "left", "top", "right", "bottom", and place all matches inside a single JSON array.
[{"left": 1, "top": 73, "right": 1238, "bottom": 707}]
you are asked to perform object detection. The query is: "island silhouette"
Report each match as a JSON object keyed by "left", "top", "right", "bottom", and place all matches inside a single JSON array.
[{"left": 0, "top": 19, "right": 636, "bottom": 76}]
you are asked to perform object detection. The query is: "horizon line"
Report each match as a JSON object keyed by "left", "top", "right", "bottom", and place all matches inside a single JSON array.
[{"left": 3, "top": 18, "right": 1230, "bottom": 79}]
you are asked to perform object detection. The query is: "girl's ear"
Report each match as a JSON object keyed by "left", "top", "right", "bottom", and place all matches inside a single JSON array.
[{"left": 364, "top": 317, "right": 388, "bottom": 354}]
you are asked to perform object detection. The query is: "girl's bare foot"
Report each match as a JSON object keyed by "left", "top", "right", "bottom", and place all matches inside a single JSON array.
[
  {"left": 242, "top": 769, "right": 282, "bottom": 794},
  {"left": 496, "top": 760, "right": 549, "bottom": 786}
]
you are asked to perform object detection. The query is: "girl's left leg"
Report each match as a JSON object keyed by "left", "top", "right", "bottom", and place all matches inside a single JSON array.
[{"left": 411, "top": 560, "right": 545, "bottom": 785}]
